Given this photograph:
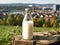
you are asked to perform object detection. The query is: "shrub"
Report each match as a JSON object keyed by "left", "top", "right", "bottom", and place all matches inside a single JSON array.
[
  {"left": 52, "top": 19, "right": 59, "bottom": 28},
  {"left": 37, "top": 18, "right": 45, "bottom": 27},
  {"left": 3, "top": 18, "right": 7, "bottom": 25},
  {"left": 33, "top": 18, "right": 45, "bottom": 27},
  {"left": 43, "top": 19, "right": 51, "bottom": 27},
  {"left": 0, "top": 19, "right": 4, "bottom": 25},
  {"left": 43, "top": 23, "right": 47, "bottom": 28},
  {"left": 58, "top": 17, "right": 60, "bottom": 28},
  {"left": 33, "top": 18, "right": 38, "bottom": 26},
  {"left": 7, "top": 15, "right": 15, "bottom": 25},
  {"left": 13, "top": 15, "right": 18, "bottom": 25},
  {"left": 7, "top": 15, "right": 24, "bottom": 26},
  {"left": 16, "top": 15, "right": 23, "bottom": 26},
  {"left": 51, "top": 16, "right": 59, "bottom": 28}
]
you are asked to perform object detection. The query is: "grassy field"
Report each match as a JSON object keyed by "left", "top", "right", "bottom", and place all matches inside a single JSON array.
[
  {"left": 0, "top": 25, "right": 60, "bottom": 45},
  {"left": 0, "top": 25, "right": 22, "bottom": 45}
]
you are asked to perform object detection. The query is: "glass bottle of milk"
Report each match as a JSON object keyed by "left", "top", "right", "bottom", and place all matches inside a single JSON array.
[{"left": 22, "top": 8, "right": 33, "bottom": 39}]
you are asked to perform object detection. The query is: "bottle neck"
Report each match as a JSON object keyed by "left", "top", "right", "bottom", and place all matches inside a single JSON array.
[
  {"left": 23, "top": 13, "right": 32, "bottom": 21},
  {"left": 23, "top": 8, "right": 32, "bottom": 22}
]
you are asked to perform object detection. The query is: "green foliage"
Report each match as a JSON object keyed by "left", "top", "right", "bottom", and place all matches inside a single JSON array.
[
  {"left": 7, "top": 15, "right": 24, "bottom": 26},
  {"left": 0, "top": 25, "right": 59, "bottom": 45},
  {"left": 33, "top": 16, "right": 60, "bottom": 28},
  {"left": 0, "top": 14, "right": 60, "bottom": 28},
  {"left": 0, "top": 25, "right": 22, "bottom": 45},
  {"left": 0, "top": 19, "right": 6, "bottom": 25},
  {"left": 7, "top": 15, "right": 15, "bottom": 25},
  {"left": 43, "top": 19, "right": 51, "bottom": 27},
  {"left": 33, "top": 18, "right": 38, "bottom": 26},
  {"left": 43, "top": 23, "right": 47, "bottom": 28},
  {"left": 16, "top": 15, "right": 23, "bottom": 26},
  {"left": 50, "top": 16, "right": 59, "bottom": 28},
  {"left": 37, "top": 18, "right": 45, "bottom": 27},
  {"left": 52, "top": 19, "right": 59, "bottom": 28},
  {"left": 0, "top": 19, "right": 4, "bottom": 25},
  {"left": 33, "top": 18, "right": 45, "bottom": 27}
]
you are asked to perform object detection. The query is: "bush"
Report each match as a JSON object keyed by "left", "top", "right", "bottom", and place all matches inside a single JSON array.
[
  {"left": 51, "top": 16, "right": 59, "bottom": 28},
  {"left": 43, "top": 23, "right": 47, "bottom": 28},
  {"left": 43, "top": 19, "right": 51, "bottom": 27},
  {"left": 13, "top": 15, "right": 18, "bottom": 25},
  {"left": 33, "top": 16, "right": 59, "bottom": 28},
  {"left": 7, "top": 15, "right": 15, "bottom": 25},
  {"left": 33, "top": 18, "right": 45, "bottom": 27},
  {"left": 33, "top": 18, "right": 38, "bottom": 26},
  {"left": 0, "top": 13, "right": 60, "bottom": 28},
  {"left": 3, "top": 18, "right": 7, "bottom": 25},
  {"left": 37, "top": 18, "right": 45, "bottom": 27},
  {"left": 7, "top": 15, "right": 24, "bottom": 26},
  {"left": 0, "top": 19, "right": 4, "bottom": 25},
  {"left": 16, "top": 15, "right": 23, "bottom": 26},
  {"left": 52, "top": 19, "right": 59, "bottom": 28}
]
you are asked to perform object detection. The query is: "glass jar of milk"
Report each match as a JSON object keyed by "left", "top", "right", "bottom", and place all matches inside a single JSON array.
[{"left": 22, "top": 8, "right": 33, "bottom": 39}]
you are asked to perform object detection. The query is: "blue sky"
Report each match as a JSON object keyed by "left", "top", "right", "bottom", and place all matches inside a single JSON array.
[{"left": 0, "top": 0, "right": 60, "bottom": 4}]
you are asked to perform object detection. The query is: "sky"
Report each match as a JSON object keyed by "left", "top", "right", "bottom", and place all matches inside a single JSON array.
[{"left": 0, "top": 0, "right": 60, "bottom": 4}]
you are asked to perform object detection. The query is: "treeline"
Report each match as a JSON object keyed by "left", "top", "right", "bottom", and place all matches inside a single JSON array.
[
  {"left": 33, "top": 16, "right": 60, "bottom": 28},
  {"left": 0, "top": 14, "right": 24, "bottom": 26},
  {"left": 0, "top": 14, "right": 60, "bottom": 28}
]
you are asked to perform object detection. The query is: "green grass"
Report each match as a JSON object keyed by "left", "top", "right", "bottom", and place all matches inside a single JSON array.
[
  {"left": 0, "top": 25, "right": 59, "bottom": 45},
  {"left": 34, "top": 27, "right": 59, "bottom": 32},
  {"left": 0, "top": 25, "right": 22, "bottom": 45}
]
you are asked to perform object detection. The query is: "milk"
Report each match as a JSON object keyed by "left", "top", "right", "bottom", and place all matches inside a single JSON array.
[
  {"left": 22, "top": 21, "right": 33, "bottom": 39},
  {"left": 22, "top": 8, "right": 33, "bottom": 39}
]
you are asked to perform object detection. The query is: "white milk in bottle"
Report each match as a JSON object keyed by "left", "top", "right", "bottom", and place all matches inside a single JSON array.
[{"left": 22, "top": 8, "right": 33, "bottom": 39}]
